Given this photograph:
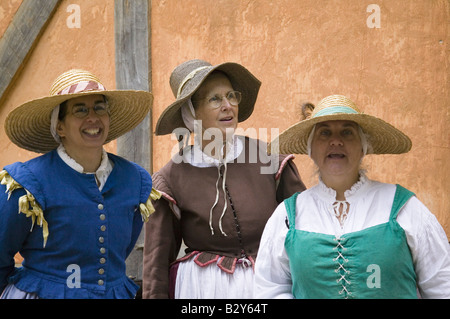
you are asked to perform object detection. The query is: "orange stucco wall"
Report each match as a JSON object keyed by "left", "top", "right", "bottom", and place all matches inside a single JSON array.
[
  {"left": 0, "top": 0, "right": 449, "bottom": 239},
  {"left": 151, "top": 0, "right": 449, "bottom": 236},
  {"left": 0, "top": 0, "right": 117, "bottom": 169}
]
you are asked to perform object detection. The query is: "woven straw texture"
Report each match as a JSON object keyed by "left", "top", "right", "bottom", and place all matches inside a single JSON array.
[
  {"left": 272, "top": 95, "right": 411, "bottom": 155},
  {"left": 5, "top": 69, "right": 153, "bottom": 153},
  {"left": 155, "top": 59, "right": 261, "bottom": 135}
]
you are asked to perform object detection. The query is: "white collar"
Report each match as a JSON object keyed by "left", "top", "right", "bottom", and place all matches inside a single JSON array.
[
  {"left": 315, "top": 170, "right": 369, "bottom": 203},
  {"left": 56, "top": 144, "right": 113, "bottom": 190},
  {"left": 181, "top": 135, "right": 244, "bottom": 168}
]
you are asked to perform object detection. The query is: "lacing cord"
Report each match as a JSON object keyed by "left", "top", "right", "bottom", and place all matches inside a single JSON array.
[
  {"left": 332, "top": 201, "right": 349, "bottom": 227},
  {"left": 206, "top": 144, "right": 252, "bottom": 267},
  {"left": 209, "top": 145, "right": 228, "bottom": 236},
  {"left": 333, "top": 237, "right": 352, "bottom": 298},
  {"left": 331, "top": 199, "right": 352, "bottom": 297}
]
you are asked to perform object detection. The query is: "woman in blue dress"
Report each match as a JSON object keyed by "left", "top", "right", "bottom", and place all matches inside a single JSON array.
[{"left": 0, "top": 69, "right": 159, "bottom": 299}]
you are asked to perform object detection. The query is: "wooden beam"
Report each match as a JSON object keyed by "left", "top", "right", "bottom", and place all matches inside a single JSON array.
[
  {"left": 114, "top": 0, "right": 151, "bottom": 292},
  {"left": 0, "top": 0, "right": 60, "bottom": 105},
  {"left": 115, "top": 0, "right": 152, "bottom": 172}
]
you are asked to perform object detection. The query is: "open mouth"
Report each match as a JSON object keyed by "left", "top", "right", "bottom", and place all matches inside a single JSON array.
[
  {"left": 327, "top": 153, "right": 345, "bottom": 159},
  {"left": 220, "top": 116, "right": 233, "bottom": 122},
  {"left": 82, "top": 128, "right": 102, "bottom": 136}
]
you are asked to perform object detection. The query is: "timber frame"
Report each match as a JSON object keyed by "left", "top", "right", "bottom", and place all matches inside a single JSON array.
[
  {"left": 0, "top": 0, "right": 153, "bottom": 296},
  {"left": 114, "top": 0, "right": 152, "bottom": 293},
  {"left": 0, "top": 0, "right": 60, "bottom": 105}
]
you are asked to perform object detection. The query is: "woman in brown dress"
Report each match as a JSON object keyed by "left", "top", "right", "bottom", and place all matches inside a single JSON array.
[{"left": 142, "top": 59, "right": 306, "bottom": 298}]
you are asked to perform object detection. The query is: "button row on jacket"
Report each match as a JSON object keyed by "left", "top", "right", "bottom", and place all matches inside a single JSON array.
[{"left": 98, "top": 203, "right": 106, "bottom": 286}]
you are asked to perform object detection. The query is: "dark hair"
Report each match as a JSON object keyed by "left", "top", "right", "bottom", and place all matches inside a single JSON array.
[{"left": 58, "top": 100, "right": 68, "bottom": 121}]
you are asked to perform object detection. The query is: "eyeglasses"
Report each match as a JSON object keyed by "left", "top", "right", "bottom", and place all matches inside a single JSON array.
[
  {"left": 195, "top": 91, "right": 242, "bottom": 109},
  {"left": 71, "top": 102, "right": 110, "bottom": 118}
]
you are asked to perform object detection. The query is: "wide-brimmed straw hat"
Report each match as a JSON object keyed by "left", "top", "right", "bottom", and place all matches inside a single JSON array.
[
  {"left": 272, "top": 94, "right": 412, "bottom": 155},
  {"left": 5, "top": 69, "right": 153, "bottom": 153},
  {"left": 155, "top": 59, "right": 261, "bottom": 135}
]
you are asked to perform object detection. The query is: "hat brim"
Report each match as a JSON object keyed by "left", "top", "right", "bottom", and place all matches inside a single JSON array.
[
  {"left": 5, "top": 89, "right": 153, "bottom": 153},
  {"left": 155, "top": 62, "right": 261, "bottom": 135},
  {"left": 270, "top": 113, "right": 412, "bottom": 155}
]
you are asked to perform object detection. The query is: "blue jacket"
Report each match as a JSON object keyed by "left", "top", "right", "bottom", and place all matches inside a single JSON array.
[{"left": 0, "top": 150, "right": 152, "bottom": 298}]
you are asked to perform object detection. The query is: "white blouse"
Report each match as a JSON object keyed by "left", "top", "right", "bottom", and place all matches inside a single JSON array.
[{"left": 254, "top": 172, "right": 450, "bottom": 299}]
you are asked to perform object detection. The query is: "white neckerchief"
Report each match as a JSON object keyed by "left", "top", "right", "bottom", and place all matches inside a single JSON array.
[
  {"left": 181, "top": 134, "right": 244, "bottom": 168},
  {"left": 56, "top": 144, "right": 114, "bottom": 191}
]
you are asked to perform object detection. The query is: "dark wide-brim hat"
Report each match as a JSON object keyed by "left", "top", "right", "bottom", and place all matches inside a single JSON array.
[
  {"left": 5, "top": 69, "right": 153, "bottom": 153},
  {"left": 271, "top": 94, "right": 412, "bottom": 155},
  {"left": 155, "top": 59, "right": 261, "bottom": 135}
]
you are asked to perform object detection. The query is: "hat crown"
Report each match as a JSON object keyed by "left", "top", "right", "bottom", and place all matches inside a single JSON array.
[
  {"left": 312, "top": 94, "right": 361, "bottom": 118},
  {"left": 50, "top": 69, "right": 103, "bottom": 96},
  {"left": 169, "top": 59, "right": 212, "bottom": 98}
]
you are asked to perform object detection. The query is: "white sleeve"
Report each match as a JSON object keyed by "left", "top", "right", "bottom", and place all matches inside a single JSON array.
[
  {"left": 397, "top": 196, "right": 450, "bottom": 298},
  {"left": 254, "top": 202, "right": 294, "bottom": 299}
]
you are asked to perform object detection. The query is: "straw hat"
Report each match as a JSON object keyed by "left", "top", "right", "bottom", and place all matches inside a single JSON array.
[
  {"left": 5, "top": 69, "right": 153, "bottom": 153},
  {"left": 155, "top": 59, "right": 261, "bottom": 135},
  {"left": 272, "top": 94, "right": 412, "bottom": 155}
]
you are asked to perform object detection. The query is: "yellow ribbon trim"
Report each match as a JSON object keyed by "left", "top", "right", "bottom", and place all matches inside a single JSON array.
[
  {"left": 1, "top": 170, "right": 162, "bottom": 245},
  {"left": 0, "top": 170, "right": 23, "bottom": 200},
  {"left": 18, "top": 190, "right": 49, "bottom": 248},
  {"left": 139, "top": 188, "right": 161, "bottom": 222},
  {"left": 1, "top": 170, "right": 48, "bottom": 248}
]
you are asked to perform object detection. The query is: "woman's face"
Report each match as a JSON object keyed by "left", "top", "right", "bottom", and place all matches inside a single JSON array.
[
  {"left": 56, "top": 94, "right": 110, "bottom": 154},
  {"left": 310, "top": 120, "right": 364, "bottom": 183},
  {"left": 192, "top": 72, "right": 238, "bottom": 137}
]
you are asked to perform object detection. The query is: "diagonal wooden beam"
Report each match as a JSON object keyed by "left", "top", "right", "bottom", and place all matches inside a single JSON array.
[{"left": 0, "top": 0, "right": 60, "bottom": 105}]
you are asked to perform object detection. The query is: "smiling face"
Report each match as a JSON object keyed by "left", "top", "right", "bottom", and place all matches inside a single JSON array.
[
  {"left": 56, "top": 94, "right": 110, "bottom": 156},
  {"left": 310, "top": 120, "right": 364, "bottom": 187},
  {"left": 192, "top": 72, "right": 238, "bottom": 138}
]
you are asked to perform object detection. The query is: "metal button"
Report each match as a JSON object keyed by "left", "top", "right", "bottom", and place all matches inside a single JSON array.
[
  {"left": 98, "top": 204, "right": 104, "bottom": 210},
  {"left": 99, "top": 214, "right": 106, "bottom": 220},
  {"left": 100, "top": 247, "right": 106, "bottom": 254},
  {"left": 99, "top": 237, "right": 104, "bottom": 243},
  {"left": 100, "top": 257, "right": 106, "bottom": 264},
  {"left": 98, "top": 268, "right": 105, "bottom": 275},
  {"left": 98, "top": 279, "right": 104, "bottom": 286},
  {"left": 100, "top": 225, "right": 106, "bottom": 231}
]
